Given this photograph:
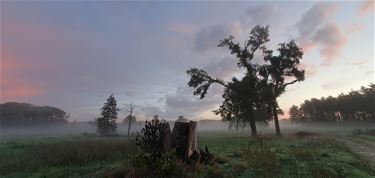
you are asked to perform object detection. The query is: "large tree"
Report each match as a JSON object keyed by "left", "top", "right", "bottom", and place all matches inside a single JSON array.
[
  {"left": 187, "top": 25, "right": 304, "bottom": 136},
  {"left": 97, "top": 94, "right": 119, "bottom": 136},
  {"left": 187, "top": 25, "right": 271, "bottom": 136}
]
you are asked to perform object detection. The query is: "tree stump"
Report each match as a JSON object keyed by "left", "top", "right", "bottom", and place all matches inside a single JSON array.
[
  {"left": 159, "top": 122, "right": 172, "bottom": 153},
  {"left": 171, "top": 120, "right": 198, "bottom": 161}
]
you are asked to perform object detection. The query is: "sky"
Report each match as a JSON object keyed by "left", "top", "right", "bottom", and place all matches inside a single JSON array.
[{"left": 1, "top": 1, "right": 374, "bottom": 122}]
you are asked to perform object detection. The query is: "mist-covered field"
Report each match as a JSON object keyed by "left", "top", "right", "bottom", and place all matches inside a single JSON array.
[
  {"left": 1, "top": 121, "right": 374, "bottom": 178},
  {"left": 1, "top": 120, "right": 374, "bottom": 138}
]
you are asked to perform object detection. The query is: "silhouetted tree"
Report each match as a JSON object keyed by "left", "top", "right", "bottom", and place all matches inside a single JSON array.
[
  {"left": 187, "top": 25, "right": 304, "bottom": 136},
  {"left": 126, "top": 103, "right": 135, "bottom": 136},
  {"left": 258, "top": 40, "right": 305, "bottom": 136},
  {"left": 289, "top": 84, "right": 375, "bottom": 122},
  {"left": 97, "top": 94, "right": 119, "bottom": 136},
  {"left": 188, "top": 25, "right": 271, "bottom": 136},
  {"left": 0, "top": 102, "right": 68, "bottom": 127}
]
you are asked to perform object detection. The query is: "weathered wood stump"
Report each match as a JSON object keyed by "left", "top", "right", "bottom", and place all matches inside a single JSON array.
[
  {"left": 171, "top": 120, "right": 198, "bottom": 161},
  {"left": 159, "top": 122, "right": 172, "bottom": 153}
]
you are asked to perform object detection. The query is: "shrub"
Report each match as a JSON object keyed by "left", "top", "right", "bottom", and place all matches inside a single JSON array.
[
  {"left": 130, "top": 116, "right": 179, "bottom": 177},
  {"left": 135, "top": 116, "right": 166, "bottom": 153}
]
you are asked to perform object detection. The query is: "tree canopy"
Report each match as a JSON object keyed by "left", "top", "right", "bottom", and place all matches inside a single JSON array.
[
  {"left": 0, "top": 102, "right": 68, "bottom": 127},
  {"left": 289, "top": 84, "right": 375, "bottom": 122},
  {"left": 187, "top": 25, "right": 304, "bottom": 136},
  {"left": 97, "top": 94, "right": 119, "bottom": 136}
]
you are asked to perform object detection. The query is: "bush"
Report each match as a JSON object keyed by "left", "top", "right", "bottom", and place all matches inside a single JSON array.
[
  {"left": 130, "top": 116, "right": 179, "bottom": 177},
  {"left": 135, "top": 116, "right": 167, "bottom": 153}
]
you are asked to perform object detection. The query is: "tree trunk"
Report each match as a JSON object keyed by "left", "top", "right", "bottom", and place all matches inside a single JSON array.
[
  {"left": 160, "top": 123, "right": 172, "bottom": 153},
  {"left": 249, "top": 119, "right": 257, "bottom": 137},
  {"left": 272, "top": 104, "right": 281, "bottom": 136},
  {"left": 171, "top": 121, "right": 198, "bottom": 161}
]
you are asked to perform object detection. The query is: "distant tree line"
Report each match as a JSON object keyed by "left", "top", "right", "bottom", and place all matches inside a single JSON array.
[
  {"left": 0, "top": 102, "right": 69, "bottom": 127},
  {"left": 289, "top": 84, "right": 375, "bottom": 122}
]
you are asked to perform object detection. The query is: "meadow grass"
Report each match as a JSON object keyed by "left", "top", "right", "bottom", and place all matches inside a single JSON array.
[{"left": 0, "top": 132, "right": 374, "bottom": 178}]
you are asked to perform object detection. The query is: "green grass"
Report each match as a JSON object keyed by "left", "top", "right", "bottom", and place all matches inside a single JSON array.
[
  {"left": 0, "top": 132, "right": 374, "bottom": 178},
  {"left": 0, "top": 136, "right": 136, "bottom": 178},
  {"left": 199, "top": 133, "right": 375, "bottom": 178}
]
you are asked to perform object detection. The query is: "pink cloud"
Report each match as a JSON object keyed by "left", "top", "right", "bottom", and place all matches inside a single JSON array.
[
  {"left": 347, "top": 24, "right": 365, "bottom": 34},
  {"left": 311, "top": 23, "right": 348, "bottom": 66},
  {"left": 1, "top": 54, "right": 44, "bottom": 101},
  {"left": 299, "top": 40, "right": 317, "bottom": 53},
  {"left": 1, "top": 18, "right": 90, "bottom": 102},
  {"left": 299, "top": 62, "right": 318, "bottom": 78},
  {"left": 295, "top": 3, "right": 351, "bottom": 66},
  {"left": 358, "top": 0, "right": 374, "bottom": 16}
]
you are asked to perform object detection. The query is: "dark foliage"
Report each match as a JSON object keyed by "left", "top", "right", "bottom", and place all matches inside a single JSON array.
[
  {"left": 133, "top": 116, "right": 178, "bottom": 177},
  {"left": 135, "top": 115, "right": 168, "bottom": 153},
  {"left": 0, "top": 102, "right": 68, "bottom": 127},
  {"left": 289, "top": 84, "right": 375, "bottom": 122},
  {"left": 187, "top": 25, "right": 304, "bottom": 136},
  {"left": 97, "top": 94, "right": 119, "bottom": 136},
  {"left": 257, "top": 40, "right": 305, "bottom": 135}
]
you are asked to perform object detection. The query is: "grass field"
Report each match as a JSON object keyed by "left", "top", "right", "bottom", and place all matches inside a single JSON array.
[{"left": 0, "top": 131, "right": 374, "bottom": 178}]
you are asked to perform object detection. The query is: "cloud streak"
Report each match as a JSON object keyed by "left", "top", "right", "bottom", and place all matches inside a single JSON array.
[
  {"left": 296, "top": 3, "right": 350, "bottom": 66},
  {"left": 358, "top": 0, "right": 374, "bottom": 16}
]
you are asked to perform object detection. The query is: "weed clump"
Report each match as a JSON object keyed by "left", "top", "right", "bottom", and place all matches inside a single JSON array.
[
  {"left": 215, "top": 155, "right": 230, "bottom": 164},
  {"left": 128, "top": 117, "right": 180, "bottom": 177},
  {"left": 243, "top": 137, "right": 280, "bottom": 177},
  {"left": 294, "top": 131, "right": 317, "bottom": 138},
  {"left": 352, "top": 129, "right": 375, "bottom": 136},
  {"left": 293, "top": 149, "right": 314, "bottom": 161}
]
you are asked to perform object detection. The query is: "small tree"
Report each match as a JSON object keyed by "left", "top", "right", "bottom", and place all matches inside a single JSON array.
[{"left": 97, "top": 94, "right": 119, "bottom": 136}]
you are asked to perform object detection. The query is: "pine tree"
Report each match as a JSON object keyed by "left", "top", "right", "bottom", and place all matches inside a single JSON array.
[{"left": 97, "top": 94, "right": 119, "bottom": 136}]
